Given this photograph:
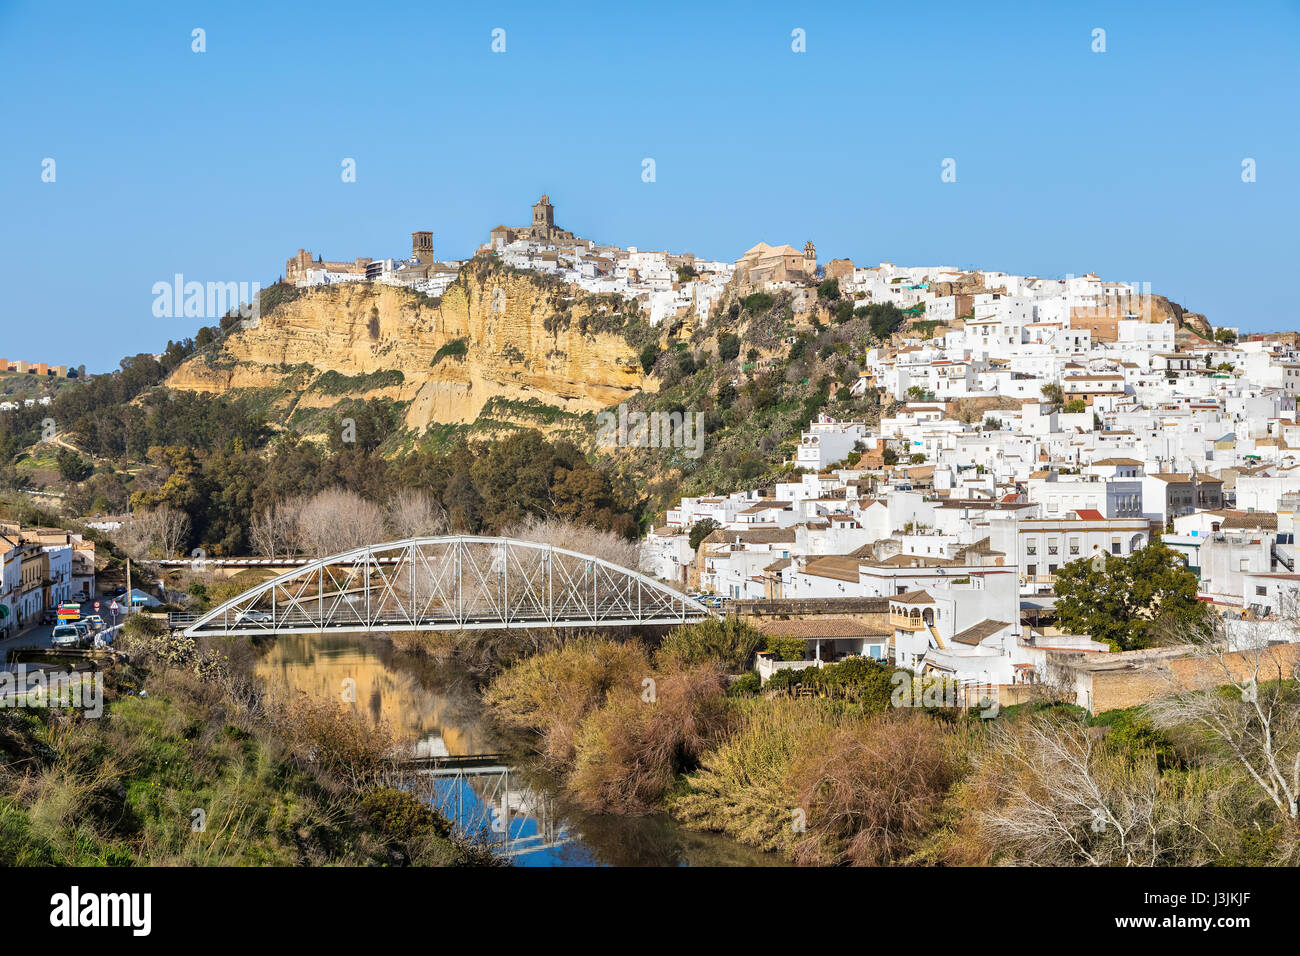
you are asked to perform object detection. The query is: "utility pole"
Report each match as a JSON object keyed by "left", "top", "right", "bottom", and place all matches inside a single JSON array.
[{"left": 125, "top": 558, "right": 131, "bottom": 616}]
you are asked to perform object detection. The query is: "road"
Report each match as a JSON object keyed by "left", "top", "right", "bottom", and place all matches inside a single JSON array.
[{"left": 0, "top": 595, "right": 125, "bottom": 656}]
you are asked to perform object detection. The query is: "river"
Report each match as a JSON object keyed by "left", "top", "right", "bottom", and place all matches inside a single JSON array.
[{"left": 255, "top": 633, "right": 779, "bottom": 867}]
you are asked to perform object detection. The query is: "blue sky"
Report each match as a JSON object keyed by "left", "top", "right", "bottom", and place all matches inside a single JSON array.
[{"left": 2, "top": 0, "right": 1297, "bottom": 372}]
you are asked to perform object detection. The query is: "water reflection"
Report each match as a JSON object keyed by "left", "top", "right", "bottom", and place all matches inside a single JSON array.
[{"left": 256, "top": 633, "right": 782, "bottom": 867}]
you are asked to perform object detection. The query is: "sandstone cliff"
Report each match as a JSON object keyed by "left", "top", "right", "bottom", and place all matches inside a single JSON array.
[{"left": 166, "top": 261, "right": 652, "bottom": 433}]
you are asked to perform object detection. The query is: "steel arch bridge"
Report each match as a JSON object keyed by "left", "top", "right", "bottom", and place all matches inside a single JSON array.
[{"left": 181, "top": 536, "right": 711, "bottom": 638}]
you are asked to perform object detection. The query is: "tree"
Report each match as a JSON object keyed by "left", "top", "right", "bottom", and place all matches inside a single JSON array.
[
  {"left": 688, "top": 518, "right": 721, "bottom": 552},
  {"left": 1040, "top": 383, "right": 1064, "bottom": 411},
  {"left": 506, "top": 514, "right": 640, "bottom": 570},
  {"left": 55, "top": 448, "right": 93, "bottom": 482},
  {"left": 965, "top": 717, "right": 1210, "bottom": 866},
  {"left": 816, "top": 278, "right": 840, "bottom": 300},
  {"left": 1063, "top": 399, "right": 1088, "bottom": 414},
  {"left": 385, "top": 488, "right": 447, "bottom": 540},
  {"left": 639, "top": 343, "right": 661, "bottom": 374},
  {"left": 1052, "top": 542, "right": 1205, "bottom": 650},
  {"left": 249, "top": 499, "right": 301, "bottom": 559},
  {"left": 656, "top": 617, "right": 767, "bottom": 671},
  {"left": 119, "top": 505, "right": 191, "bottom": 559},
  {"left": 716, "top": 332, "right": 741, "bottom": 363},
  {"left": 293, "top": 488, "right": 387, "bottom": 558},
  {"left": 856, "top": 302, "right": 904, "bottom": 340},
  {"left": 1147, "top": 614, "right": 1300, "bottom": 821}
]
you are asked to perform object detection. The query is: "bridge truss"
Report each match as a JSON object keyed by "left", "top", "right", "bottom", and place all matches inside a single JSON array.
[{"left": 181, "top": 536, "right": 711, "bottom": 638}]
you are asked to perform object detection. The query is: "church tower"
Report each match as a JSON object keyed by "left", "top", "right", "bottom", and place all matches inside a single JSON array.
[
  {"left": 532, "top": 195, "right": 555, "bottom": 233},
  {"left": 411, "top": 231, "right": 433, "bottom": 265},
  {"left": 803, "top": 241, "right": 817, "bottom": 277}
]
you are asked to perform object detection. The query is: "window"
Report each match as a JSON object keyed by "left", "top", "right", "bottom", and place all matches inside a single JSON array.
[
  {"left": 1027, "top": 564, "right": 1037, "bottom": 577},
  {"left": 1256, "top": 586, "right": 1268, "bottom": 597}
]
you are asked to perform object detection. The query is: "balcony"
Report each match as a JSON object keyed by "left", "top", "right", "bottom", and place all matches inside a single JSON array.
[{"left": 890, "top": 611, "right": 926, "bottom": 631}]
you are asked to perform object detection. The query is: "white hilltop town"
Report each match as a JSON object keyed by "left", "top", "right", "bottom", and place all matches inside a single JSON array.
[{"left": 281, "top": 195, "right": 1300, "bottom": 715}]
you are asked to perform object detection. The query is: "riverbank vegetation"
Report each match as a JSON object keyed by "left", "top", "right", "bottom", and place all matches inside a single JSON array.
[
  {"left": 0, "top": 615, "right": 493, "bottom": 866},
  {"left": 482, "top": 622, "right": 1300, "bottom": 866}
]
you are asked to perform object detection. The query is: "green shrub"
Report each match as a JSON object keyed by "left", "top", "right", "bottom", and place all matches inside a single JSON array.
[
  {"left": 761, "top": 635, "right": 807, "bottom": 662},
  {"left": 639, "top": 343, "right": 661, "bottom": 374},
  {"left": 431, "top": 339, "right": 469, "bottom": 365},
  {"left": 658, "top": 618, "right": 767, "bottom": 671},
  {"left": 728, "top": 672, "right": 761, "bottom": 697}
]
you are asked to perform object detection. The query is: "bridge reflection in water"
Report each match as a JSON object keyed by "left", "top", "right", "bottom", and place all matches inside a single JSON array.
[
  {"left": 255, "top": 635, "right": 781, "bottom": 866},
  {"left": 404, "top": 754, "right": 573, "bottom": 859}
]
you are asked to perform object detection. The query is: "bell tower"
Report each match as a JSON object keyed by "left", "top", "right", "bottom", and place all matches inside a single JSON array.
[
  {"left": 532, "top": 195, "right": 555, "bottom": 231},
  {"left": 411, "top": 231, "right": 433, "bottom": 265}
]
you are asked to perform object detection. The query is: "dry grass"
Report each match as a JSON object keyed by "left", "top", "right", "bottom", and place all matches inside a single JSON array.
[
  {"left": 789, "top": 711, "right": 963, "bottom": 866},
  {"left": 569, "top": 663, "right": 730, "bottom": 813},
  {"left": 484, "top": 635, "right": 652, "bottom": 769}
]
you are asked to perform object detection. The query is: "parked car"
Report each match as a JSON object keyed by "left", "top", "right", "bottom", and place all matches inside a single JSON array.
[
  {"left": 82, "top": 614, "right": 106, "bottom": 632},
  {"left": 41, "top": 609, "right": 57, "bottom": 625},
  {"left": 51, "top": 624, "right": 81, "bottom": 648},
  {"left": 73, "top": 621, "right": 92, "bottom": 647}
]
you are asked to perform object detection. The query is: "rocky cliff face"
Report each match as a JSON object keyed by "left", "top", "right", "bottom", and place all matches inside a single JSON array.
[{"left": 166, "top": 262, "right": 651, "bottom": 432}]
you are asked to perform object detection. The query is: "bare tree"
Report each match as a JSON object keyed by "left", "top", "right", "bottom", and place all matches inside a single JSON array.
[
  {"left": 117, "top": 506, "right": 191, "bottom": 559},
  {"left": 970, "top": 717, "right": 1212, "bottom": 866},
  {"left": 1147, "top": 613, "right": 1300, "bottom": 821},
  {"left": 385, "top": 488, "right": 448, "bottom": 540},
  {"left": 505, "top": 514, "right": 641, "bottom": 571},
  {"left": 293, "top": 488, "right": 387, "bottom": 559},
  {"left": 249, "top": 499, "right": 302, "bottom": 559}
]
